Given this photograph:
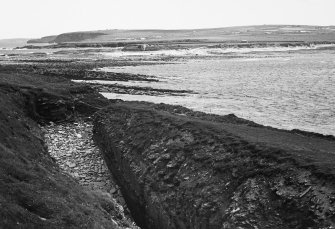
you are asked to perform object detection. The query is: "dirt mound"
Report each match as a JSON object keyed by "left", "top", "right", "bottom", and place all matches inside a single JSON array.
[{"left": 94, "top": 102, "right": 335, "bottom": 229}]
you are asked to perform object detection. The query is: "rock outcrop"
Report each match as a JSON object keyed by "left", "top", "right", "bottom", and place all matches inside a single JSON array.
[{"left": 94, "top": 101, "right": 335, "bottom": 229}]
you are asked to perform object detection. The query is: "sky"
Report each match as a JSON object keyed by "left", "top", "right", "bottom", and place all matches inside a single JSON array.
[{"left": 1, "top": 0, "right": 335, "bottom": 39}]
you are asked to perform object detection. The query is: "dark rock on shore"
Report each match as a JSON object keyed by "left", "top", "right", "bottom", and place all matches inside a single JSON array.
[
  {"left": 0, "top": 72, "right": 135, "bottom": 228},
  {"left": 18, "top": 42, "right": 127, "bottom": 49},
  {"left": 86, "top": 83, "right": 195, "bottom": 96},
  {"left": 94, "top": 102, "right": 335, "bottom": 229},
  {"left": 0, "top": 63, "right": 159, "bottom": 82}
]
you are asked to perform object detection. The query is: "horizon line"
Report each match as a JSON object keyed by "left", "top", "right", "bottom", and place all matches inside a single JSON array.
[{"left": 1, "top": 24, "right": 335, "bottom": 40}]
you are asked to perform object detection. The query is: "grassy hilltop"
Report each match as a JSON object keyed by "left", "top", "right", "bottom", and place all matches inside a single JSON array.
[{"left": 27, "top": 25, "right": 335, "bottom": 44}]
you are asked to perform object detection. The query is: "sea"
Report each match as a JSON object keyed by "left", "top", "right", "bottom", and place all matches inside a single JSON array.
[
  {"left": 1, "top": 44, "right": 334, "bottom": 136},
  {"left": 95, "top": 46, "right": 335, "bottom": 136}
]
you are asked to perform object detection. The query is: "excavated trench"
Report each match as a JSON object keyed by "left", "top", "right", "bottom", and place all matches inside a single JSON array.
[
  {"left": 36, "top": 90, "right": 335, "bottom": 229},
  {"left": 2, "top": 70, "right": 335, "bottom": 229},
  {"left": 41, "top": 120, "right": 136, "bottom": 224}
]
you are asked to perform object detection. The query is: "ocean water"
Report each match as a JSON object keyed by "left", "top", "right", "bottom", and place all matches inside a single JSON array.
[
  {"left": 95, "top": 48, "right": 335, "bottom": 136},
  {"left": 2, "top": 44, "right": 334, "bottom": 136}
]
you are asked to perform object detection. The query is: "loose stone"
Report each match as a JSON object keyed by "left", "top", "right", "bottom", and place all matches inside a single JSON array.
[{"left": 42, "top": 119, "right": 136, "bottom": 225}]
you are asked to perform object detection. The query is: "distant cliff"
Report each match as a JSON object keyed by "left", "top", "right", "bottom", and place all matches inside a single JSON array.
[
  {"left": 27, "top": 35, "right": 57, "bottom": 44},
  {"left": 53, "top": 32, "right": 106, "bottom": 43},
  {"left": 26, "top": 25, "right": 335, "bottom": 45},
  {"left": 27, "top": 32, "right": 106, "bottom": 44}
]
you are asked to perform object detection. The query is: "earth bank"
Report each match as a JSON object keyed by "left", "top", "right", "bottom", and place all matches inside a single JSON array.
[{"left": 94, "top": 101, "right": 335, "bottom": 229}]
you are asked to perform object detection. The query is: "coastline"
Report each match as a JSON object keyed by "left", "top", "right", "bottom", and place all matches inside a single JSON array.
[{"left": 1, "top": 54, "right": 333, "bottom": 137}]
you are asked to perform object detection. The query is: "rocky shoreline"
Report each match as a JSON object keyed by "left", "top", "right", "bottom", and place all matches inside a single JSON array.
[
  {"left": 0, "top": 59, "right": 198, "bottom": 98},
  {"left": 79, "top": 82, "right": 196, "bottom": 96},
  {"left": 1, "top": 59, "right": 335, "bottom": 228}
]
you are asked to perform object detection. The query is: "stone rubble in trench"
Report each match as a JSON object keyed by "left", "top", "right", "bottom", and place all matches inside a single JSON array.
[{"left": 42, "top": 120, "right": 137, "bottom": 227}]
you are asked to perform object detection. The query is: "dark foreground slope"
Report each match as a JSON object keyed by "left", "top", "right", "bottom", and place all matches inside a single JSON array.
[
  {"left": 0, "top": 73, "right": 134, "bottom": 228},
  {"left": 94, "top": 101, "right": 335, "bottom": 229}
]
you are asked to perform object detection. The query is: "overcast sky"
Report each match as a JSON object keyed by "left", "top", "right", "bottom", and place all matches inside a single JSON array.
[{"left": 1, "top": 0, "right": 335, "bottom": 39}]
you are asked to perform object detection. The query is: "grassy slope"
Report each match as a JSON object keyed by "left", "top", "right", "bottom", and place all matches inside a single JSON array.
[
  {"left": 94, "top": 101, "right": 335, "bottom": 229},
  {"left": 116, "top": 101, "right": 335, "bottom": 177},
  {"left": 27, "top": 25, "right": 335, "bottom": 44},
  {"left": 91, "top": 25, "right": 335, "bottom": 42}
]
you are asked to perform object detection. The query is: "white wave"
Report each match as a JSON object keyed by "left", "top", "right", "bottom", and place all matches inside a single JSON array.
[{"left": 102, "top": 44, "right": 335, "bottom": 58}]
